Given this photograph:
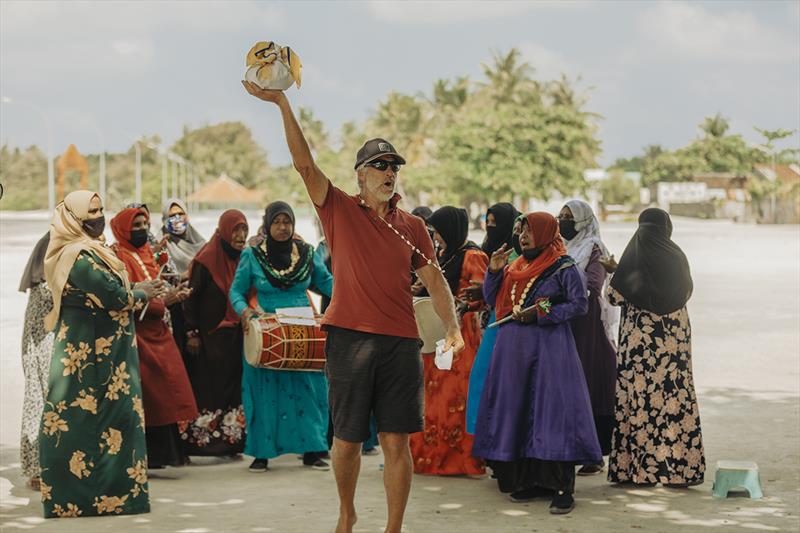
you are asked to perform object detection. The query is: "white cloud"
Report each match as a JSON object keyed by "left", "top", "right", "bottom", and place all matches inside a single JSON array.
[
  {"left": 366, "top": 0, "right": 579, "bottom": 25},
  {"left": 638, "top": 1, "right": 799, "bottom": 63}
]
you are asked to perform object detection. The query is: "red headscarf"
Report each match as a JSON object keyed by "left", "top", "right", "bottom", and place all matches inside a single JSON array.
[
  {"left": 191, "top": 209, "right": 248, "bottom": 327},
  {"left": 111, "top": 207, "right": 158, "bottom": 282},
  {"left": 495, "top": 212, "right": 567, "bottom": 319}
]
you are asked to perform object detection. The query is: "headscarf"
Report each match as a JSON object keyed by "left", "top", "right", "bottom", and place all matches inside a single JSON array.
[
  {"left": 562, "top": 199, "right": 619, "bottom": 345},
  {"left": 43, "top": 190, "right": 130, "bottom": 331},
  {"left": 263, "top": 201, "right": 295, "bottom": 270},
  {"left": 481, "top": 202, "right": 520, "bottom": 256},
  {"left": 161, "top": 198, "right": 205, "bottom": 274},
  {"left": 427, "top": 206, "right": 480, "bottom": 294},
  {"left": 253, "top": 201, "right": 314, "bottom": 290},
  {"left": 126, "top": 201, "right": 180, "bottom": 280},
  {"left": 610, "top": 208, "right": 693, "bottom": 315},
  {"left": 562, "top": 200, "right": 610, "bottom": 270},
  {"left": 191, "top": 209, "right": 248, "bottom": 328},
  {"left": 495, "top": 212, "right": 567, "bottom": 320},
  {"left": 111, "top": 208, "right": 159, "bottom": 282},
  {"left": 19, "top": 232, "right": 50, "bottom": 292},
  {"left": 411, "top": 206, "right": 433, "bottom": 220}
]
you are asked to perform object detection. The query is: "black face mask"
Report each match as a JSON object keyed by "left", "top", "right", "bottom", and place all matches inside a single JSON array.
[
  {"left": 522, "top": 247, "right": 543, "bottom": 261},
  {"left": 82, "top": 216, "right": 105, "bottom": 239},
  {"left": 512, "top": 233, "right": 522, "bottom": 256},
  {"left": 221, "top": 238, "right": 242, "bottom": 259},
  {"left": 559, "top": 219, "right": 578, "bottom": 241},
  {"left": 129, "top": 229, "right": 149, "bottom": 249}
]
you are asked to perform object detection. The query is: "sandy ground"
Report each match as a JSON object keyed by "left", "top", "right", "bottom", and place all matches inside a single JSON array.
[{"left": 0, "top": 211, "right": 798, "bottom": 532}]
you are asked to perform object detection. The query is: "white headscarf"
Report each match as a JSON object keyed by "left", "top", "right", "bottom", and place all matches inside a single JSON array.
[
  {"left": 563, "top": 199, "right": 619, "bottom": 347},
  {"left": 43, "top": 190, "right": 130, "bottom": 331},
  {"left": 564, "top": 199, "right": 609, "bottom": 270},
  {"left": 160, "top": 197, "right": 206, "bottom": 274}
]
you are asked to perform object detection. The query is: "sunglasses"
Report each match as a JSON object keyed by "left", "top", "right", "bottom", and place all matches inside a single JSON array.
[{"left": 364, "top": 160, "right": 401, "bottom": 173}]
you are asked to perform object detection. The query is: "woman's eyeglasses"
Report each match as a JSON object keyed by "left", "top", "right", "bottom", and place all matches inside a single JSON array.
[{"left": 364, "top": 160, "right": 401, "bottom": 173}]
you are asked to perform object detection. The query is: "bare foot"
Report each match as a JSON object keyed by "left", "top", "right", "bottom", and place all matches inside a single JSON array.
[{"left": 334, "top": 512, "right": 357, "bottom": 533}]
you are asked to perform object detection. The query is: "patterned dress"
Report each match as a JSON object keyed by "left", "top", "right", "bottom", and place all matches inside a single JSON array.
[
  {"left": 410, "top": 249, "right": 487, "bottom": 475},
  {"left": 20, "top": 283, "right": 54, "bottom": 480},
  {"left": 39, "top": 251, "right": 150, "bottom": 518},
  {"left": 606, "top": 286, "right": 705, "bottom": 485}
]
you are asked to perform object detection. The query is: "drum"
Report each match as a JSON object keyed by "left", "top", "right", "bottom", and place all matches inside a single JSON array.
[
  {"left": 413, "top": 297, "right": 446, "bottom": 354},
  {"left": 243, "top": 315, "right": 327, "bottom": 371}
]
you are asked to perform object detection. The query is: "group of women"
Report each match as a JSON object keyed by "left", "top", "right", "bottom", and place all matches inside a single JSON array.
[
  {"left": 405, "top": 200, "right": 705, "bottom": 515},
  {"left": 19, "top": 189, "right": 705, "bottom": 519}
]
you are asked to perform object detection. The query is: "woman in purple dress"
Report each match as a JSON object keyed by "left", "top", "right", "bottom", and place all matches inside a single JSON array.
[
  {"left": 558, "top": 200, "right": 618, "bottom": 474},
  {"left": 472, "top": 212, "right": 601, "bottom": 515}
]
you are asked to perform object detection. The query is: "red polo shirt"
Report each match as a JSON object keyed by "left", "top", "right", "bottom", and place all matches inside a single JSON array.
[{"left": 315, "top": 182, "right": 436, "bottom": 339}]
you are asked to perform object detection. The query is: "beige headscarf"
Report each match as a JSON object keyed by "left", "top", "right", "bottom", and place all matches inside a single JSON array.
[{"left": 43, "top": 190, "right": 130, "bottom": 331}]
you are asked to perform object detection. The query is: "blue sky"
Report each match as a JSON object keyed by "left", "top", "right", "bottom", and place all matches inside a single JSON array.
[{"left": 1, "top": 0, "right": 798, "bottom": 168}]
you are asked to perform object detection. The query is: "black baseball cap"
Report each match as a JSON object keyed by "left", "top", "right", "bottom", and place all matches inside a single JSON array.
[{"left": 354, "top": 138, "right": 406, "bottom": 170}]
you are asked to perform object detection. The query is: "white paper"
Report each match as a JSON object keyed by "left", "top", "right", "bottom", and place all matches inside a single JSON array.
[
  {"left": 434, "top": 339, "right": 453, "bottom": 370},
  {"left": 275, "top": 307, "right": 316, "bottom": 326}
]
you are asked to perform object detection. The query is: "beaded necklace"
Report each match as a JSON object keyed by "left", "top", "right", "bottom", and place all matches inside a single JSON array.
[
  {"left": 124, "top": 249, "right": 153, "bottom": 281},
  {"left": 262, "top": 241, "right": 300, "bottom": 276},
  {"left": 358, "top": 195, "right": 442, "bottom": 272},
  {"left": 510, "top": 275, "right": 537, "bottom": 315},
  {"left": 252, "top": 239, "right": 313, "bottom": 289}
]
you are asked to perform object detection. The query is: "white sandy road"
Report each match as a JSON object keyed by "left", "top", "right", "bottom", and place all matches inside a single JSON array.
[{"left": 0, "top": 212, "right": 798, "bottom": 532}]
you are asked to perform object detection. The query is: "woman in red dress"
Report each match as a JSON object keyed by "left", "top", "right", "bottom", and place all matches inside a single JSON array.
[
  {"left": 111, "top": 207, "right": 199, "bottom": 468},
  {"left": 410, "top": 206, "right": 488, "bottom": 475}
]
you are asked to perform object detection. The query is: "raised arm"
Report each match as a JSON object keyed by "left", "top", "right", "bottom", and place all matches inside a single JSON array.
[{"left": 242, "top": 82, "right": 329, "bottom": 206}]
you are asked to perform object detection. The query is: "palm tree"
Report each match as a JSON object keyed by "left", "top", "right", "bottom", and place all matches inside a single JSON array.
[{"left": 479, "top": 48, "right": 535, "bottom": 103}]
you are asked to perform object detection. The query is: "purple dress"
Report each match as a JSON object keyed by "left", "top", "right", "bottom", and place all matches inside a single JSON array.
[
  {"left": 570, "top": 245, "right": 617, "bottom": 455},
  {"left": 472, "top": 263, "right": 602, "bottom": 467}
]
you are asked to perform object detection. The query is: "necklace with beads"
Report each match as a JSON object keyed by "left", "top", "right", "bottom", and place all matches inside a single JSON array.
[
  {"left": 358, "top": 195, "right": 442, "bottom": 272},
  {"left": 510, "top": 276, "right": 537, "bottom": 315},
  {"left": 124, "top": 249, "right": 153, "bottom": 281},
  {"left": 261, "top": 241, "right": 300, "bottom": 276}
]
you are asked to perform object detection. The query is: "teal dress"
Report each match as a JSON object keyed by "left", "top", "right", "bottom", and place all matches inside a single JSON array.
[{"left": 229, "top": 245, "right": 332, "bottom": 459}]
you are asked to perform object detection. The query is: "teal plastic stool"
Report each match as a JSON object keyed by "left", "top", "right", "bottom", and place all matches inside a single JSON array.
[{"left": 712, "top": 461, "right": 763, "bottom": 499}]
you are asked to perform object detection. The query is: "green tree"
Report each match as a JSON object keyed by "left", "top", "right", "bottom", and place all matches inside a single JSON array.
[
  {"left": 170, "top": 122, "right": 270, "bottom": 189},
  {"left": 598, "top": 169, "right": 640, "bottom": 206},
  {"left": 0, "top": 145, "right": 48, "bottom": 210}
]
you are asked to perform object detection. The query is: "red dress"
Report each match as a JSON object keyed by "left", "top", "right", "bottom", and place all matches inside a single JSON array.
[
  {"left": 410, "top": 249, "right": 488, "bottom": 475},
  {"left": 112, "top": 243, "right": 198, "bottom": 428}
]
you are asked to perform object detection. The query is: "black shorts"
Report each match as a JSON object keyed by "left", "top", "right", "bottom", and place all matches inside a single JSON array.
[{"left": 325, "top": 326, "right": 423, "bottom": 443}]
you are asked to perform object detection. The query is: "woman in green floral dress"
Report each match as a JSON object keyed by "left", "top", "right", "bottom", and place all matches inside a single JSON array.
[{"left": 40, "top": 191, "right": 162, "bottom": 518}]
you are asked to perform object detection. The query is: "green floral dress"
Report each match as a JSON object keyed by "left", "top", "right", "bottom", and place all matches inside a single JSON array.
[{"left": 40, "top": 251, "right": 151, "bottom": 518}]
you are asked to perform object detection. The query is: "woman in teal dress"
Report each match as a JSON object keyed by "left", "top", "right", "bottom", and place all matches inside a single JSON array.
[
  {"left": 466, "top": 204, "right": 520, "bottom": 434},
  {"left": 229, "top": 201, "right": 333, "bottom": 472},
  {"left": 40, "top": 191, "right": 161, "bottom": 518}
]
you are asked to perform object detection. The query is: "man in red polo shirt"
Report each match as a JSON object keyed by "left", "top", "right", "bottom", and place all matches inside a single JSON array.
[{"left": 243, "top": 81, "right": 464, "bottom": 533}]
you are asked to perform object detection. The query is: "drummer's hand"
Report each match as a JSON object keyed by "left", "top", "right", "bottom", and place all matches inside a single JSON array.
[
  {"left": 443, "top": 328, "right": 465, "bottom": 355},
  {"left": 488, "top": 244, "right": 513, "bottom": 273},
  {"left": 459, "top": 280, "right": 484, "bottom": 302},
  {"left": 411, "top": 279, "right": 425, "bottom": 296},
  {"left": 241, "top": 308, "right": 257, "bottom": 334},
  {"left": 512, "top": 306, "right": 537, "bottom": 324},
  {"left": 241, "top": 80, "right": 287, "bottom": 105}
]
